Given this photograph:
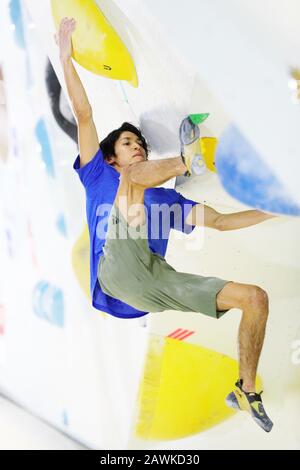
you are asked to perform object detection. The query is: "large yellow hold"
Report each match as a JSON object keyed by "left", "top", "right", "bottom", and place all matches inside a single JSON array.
[
  {"left": 134, "top": 335, "right": 262, "bottom": 440},
  {"left": 51, "top": 0, "right": 138, "bottom": 87}
]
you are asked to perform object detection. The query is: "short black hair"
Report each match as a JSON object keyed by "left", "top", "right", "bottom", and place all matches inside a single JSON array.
[{"left": 100, "top": 122, "right": 149, "bottom": 161}]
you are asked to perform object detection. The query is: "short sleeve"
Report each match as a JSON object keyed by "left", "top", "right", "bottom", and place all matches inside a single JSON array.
[
  {"left": 169, "top": 190, "right": 198, "bottom": 234},
  {"left": 73, "top": 147, "right": 104, "bottom": 189}
]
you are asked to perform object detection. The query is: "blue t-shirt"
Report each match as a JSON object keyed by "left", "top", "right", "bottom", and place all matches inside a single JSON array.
[{"left": 73, "top": 148, "right": 197, "bottom": 319}]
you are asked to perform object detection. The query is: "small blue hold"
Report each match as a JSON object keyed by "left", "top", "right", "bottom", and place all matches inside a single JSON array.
[
  {"left": 56, "top": 213, "right": 67, "bottom": 237},
  {"left": 9, "top": 0, "right": 25, "bottom": 49},
  {"left": 32, "top": 281, "right": 64, "bottom": 328},
  {"left": 35, "top": 119, "right": 55, "bottom": 179}
]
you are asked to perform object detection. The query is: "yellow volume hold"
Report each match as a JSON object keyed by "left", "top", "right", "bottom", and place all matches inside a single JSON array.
[
  {"left": 134, "top": 335, "right": 262, "bottom": 440},
  {"left": 200, "top": 137, "right": 218, "bottom": 173},
  {"left": 51, "top": 0, "right": 138, "bottom": 87}
]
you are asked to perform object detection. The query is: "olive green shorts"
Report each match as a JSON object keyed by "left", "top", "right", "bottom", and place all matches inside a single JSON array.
[{"left": 98, "top": 205, "right": 231, "bottom": 318}]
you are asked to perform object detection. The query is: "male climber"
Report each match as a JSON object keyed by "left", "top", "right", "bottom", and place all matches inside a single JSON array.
[{"left": 57, "top": 17, "right": 275, "bottom": 432}]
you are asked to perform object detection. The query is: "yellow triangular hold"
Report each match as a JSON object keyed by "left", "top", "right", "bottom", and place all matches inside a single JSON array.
[
  {"left": 51, "top": 0, "right": 138, "bottom": 87},
  {"left": 200, "top": 137, "right": 218, "bottom": 173},
  {"left": 134, "top": 335, "right": 261, "bottom": 440}
]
